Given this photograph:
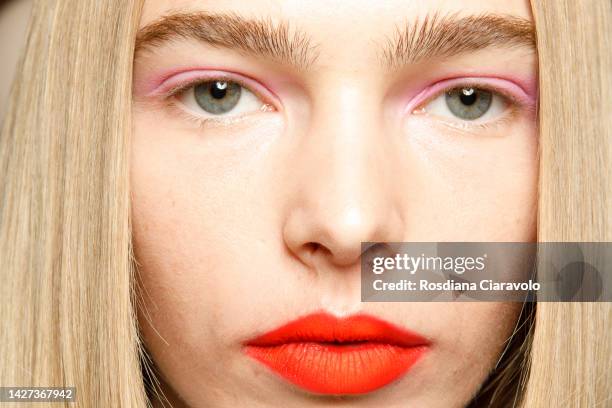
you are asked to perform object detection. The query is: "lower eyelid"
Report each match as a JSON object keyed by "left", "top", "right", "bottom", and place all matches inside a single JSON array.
[
  {"left": 165, "top": 97, "right": 259, "bottom": 129},
  {"left": 416, "top": 103, "right": 523, "bottom": 134},
  {"left": 167, "top": 87, "right": 277, "bottom": 131},
  {"left": 411, "top": 96, "right": 523, "bottom": 135}
]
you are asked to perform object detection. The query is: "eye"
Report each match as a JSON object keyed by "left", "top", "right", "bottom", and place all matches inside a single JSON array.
[
  {"left": 176, "top": 80, "right": 268, "bottom": 118},
  {"left": 419, "top": 86, "right": 508, "bottom": 122}
]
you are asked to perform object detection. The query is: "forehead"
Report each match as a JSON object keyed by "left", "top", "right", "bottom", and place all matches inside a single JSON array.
[{"left": 140, "top": 0, "right": 533, "bottom": 31}]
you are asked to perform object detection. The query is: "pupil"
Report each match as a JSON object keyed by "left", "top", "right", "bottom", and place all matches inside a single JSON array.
[
  {"left": 210, "top": 82, "right": 228, "bottom": 99},
  {"left": 459, "top": 88, "right": 477, "bottom": 105}
]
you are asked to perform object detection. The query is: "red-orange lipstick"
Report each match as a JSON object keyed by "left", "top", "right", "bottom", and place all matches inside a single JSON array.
[{"left": 244, "top": 312, "right": 429, "bottom": 394}]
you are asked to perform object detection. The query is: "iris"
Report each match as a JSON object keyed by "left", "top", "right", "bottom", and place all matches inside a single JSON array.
[
  {"left": 445, "top": 87, "right": 492, "bottom": 120},
  {"left": 194, "top": 81, "right": 242, "bottom": 114}
]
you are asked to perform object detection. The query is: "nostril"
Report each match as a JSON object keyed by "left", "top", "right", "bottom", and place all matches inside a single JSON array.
[
  {"left": 304, "top": 242, "right": 323, "bottom": 256},
  {"left": 303, "top": 242, "right": 336, "bottom": 260}
]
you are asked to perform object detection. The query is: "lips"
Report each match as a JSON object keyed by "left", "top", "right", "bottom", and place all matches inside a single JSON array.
[{"left": 244, "top": 312, "right": 429, "bottom": 395}]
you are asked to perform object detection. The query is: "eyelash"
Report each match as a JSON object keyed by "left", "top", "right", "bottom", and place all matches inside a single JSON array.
[
  {"left": 412, "top": 81, "right": 534, "bottom": 132},
  {"left": 163, "top": 74, "right": 275, "bottom": 128},
  {"left": 160, "top": 75, "right": 534, "bottom": 131}
]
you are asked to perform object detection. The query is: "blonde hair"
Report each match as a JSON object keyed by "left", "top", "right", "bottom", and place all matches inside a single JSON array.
[
  {"left": 0, "top": 0, "right": 148, "bottom": 406},
  {"left": 0, "top": 0, "right": 609, "bottom": 407},
  {"left": 523, "top": 1, "right": 611, "bottom": 406}
]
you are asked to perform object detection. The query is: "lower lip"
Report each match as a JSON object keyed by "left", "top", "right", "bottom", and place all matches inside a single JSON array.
[{"left": 244, "top": 314, "right": 429, "bottom": 395}]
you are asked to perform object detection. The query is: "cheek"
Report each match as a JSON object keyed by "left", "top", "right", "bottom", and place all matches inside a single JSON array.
[
  {"left": 129, "top": 110, "right": 288, "bottom": 401},
  {"left": 416, "top": 302, "right": 523, "bottom": 406},
  {"left": 398, "top": 116, "right": 538, "bottom": 241}
]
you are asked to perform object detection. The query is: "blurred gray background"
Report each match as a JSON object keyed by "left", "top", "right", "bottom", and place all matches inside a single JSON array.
[{"left": 0, "top": 0, "right": 32, "bottom": 124}]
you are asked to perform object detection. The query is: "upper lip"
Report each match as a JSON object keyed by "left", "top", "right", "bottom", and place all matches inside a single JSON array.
[{"left": 245, "top": 311, "right": 429, "bottom": 348}]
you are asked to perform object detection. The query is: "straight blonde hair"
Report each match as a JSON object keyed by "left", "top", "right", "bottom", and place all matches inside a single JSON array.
[
  {"left": 523, "top": 1, "right": 611, "bottom": 406},
  {"left": 0, "top": 0, "right": 610, "bottom": 407},
  {"left": 0, "top": 0, "right": 148, "bottom": 406}
]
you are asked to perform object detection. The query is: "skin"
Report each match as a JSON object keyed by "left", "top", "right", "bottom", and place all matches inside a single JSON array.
[{"left": 131, "top": 0, "right": 538, "bottom": 407}]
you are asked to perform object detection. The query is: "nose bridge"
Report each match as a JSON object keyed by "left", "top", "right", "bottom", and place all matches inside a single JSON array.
[
  {"left": 282, "top": 81, "right": 403, "bottom": 267},
  {"left": 312, "top": 84, "right": 386, "bottom": 221}
]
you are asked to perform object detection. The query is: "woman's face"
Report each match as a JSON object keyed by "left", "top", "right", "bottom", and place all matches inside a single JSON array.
[{"left": 131, "top": 0, "right": 538, "bottom": 407}]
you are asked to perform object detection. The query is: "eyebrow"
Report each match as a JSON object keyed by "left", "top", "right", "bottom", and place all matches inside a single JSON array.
[
  {"left": 135, "top": 12, "right": 318, "bottom": 70},
  {"left": 382, "top": 13, "right": 536, "bottom": 68},
  {"left": 135, "top": 11, "right": 535, "bottom": 71}
]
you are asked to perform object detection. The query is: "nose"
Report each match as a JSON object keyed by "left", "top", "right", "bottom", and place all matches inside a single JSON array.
[{"left": 282, "top": 84, "right": 404, "bottom": 269}]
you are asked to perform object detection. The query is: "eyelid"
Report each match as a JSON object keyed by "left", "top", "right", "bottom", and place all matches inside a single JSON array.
[
  {"left": 149, "top": 69, "right": 281, "bottom": 110},
  {"left": 407, "top": 77, "right": 537, "bottom": 114}
]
